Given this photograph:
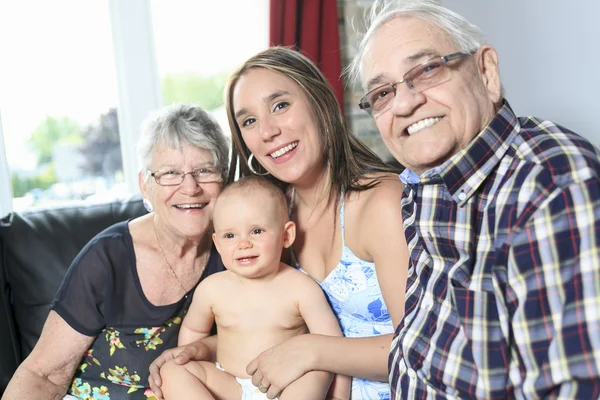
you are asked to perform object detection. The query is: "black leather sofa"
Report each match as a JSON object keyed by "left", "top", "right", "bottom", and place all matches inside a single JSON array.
[{"left": 0, "top": 196, "right": 146, "bottom": 395}]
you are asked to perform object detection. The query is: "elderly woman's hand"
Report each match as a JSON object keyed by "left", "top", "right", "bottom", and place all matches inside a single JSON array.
[
  {"left": 148, "top": 339, "right": 214, "bottom": 399},
  {"left": 246, "top": 334, "right": 315, "bottom": 399}
]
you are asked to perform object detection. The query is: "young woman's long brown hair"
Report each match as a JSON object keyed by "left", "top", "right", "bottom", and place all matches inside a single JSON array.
[{"left": 225, "top": 46, "right": 401, "bottom": 208}]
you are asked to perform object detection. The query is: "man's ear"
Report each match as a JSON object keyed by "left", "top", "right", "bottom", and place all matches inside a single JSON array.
[
  {"left": 476, "top": 45, "right": 502, "bottom": 104},
  {"left": 282, "top": 221, "right": 296, "bottom": 248}
]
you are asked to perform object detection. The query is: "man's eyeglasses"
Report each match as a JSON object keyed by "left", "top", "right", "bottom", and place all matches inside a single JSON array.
[
  {"left": 358, "top": 52, "right": 472, "bottom": 117},
  {"left": 150, "top": 167, "right": 222, "bottom": 186}
]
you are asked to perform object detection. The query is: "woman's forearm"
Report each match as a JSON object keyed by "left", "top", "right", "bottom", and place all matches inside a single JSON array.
[
  {"left": 308, "top": 334, "right": 392, "bottom": 382},
  {"left": 3, "top": 364, "right": 70, "bottom": 400},
  {"left": 200, "top": 335, "right": 218, "bottom": 361}
]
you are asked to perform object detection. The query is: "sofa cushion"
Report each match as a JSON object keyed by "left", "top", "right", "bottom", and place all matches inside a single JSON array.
[
  {"left": 0, "top": 196, "right": 146, "bottom": 383},
  {"left": 0, "top": 229, "right": 18, "bottom": 393}
]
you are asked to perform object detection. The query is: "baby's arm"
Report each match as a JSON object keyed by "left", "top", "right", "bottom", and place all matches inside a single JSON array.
[
  {"left": 288, "top": 275, "right": 351, "bottom": 400},
  {"left": 178, "top": 278, "right": 216, "bottom": 346}
]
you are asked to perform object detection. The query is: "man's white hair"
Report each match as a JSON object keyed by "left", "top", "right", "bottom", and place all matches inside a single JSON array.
[{"left": 346, "top": 0, "right": 487, "bottom": 89}]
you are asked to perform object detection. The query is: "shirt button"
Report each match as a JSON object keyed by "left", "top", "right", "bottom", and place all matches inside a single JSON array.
[
  {"left": 458, "top": 192, "right": 467, "bottom": 201},
  {"left": 422, "top": 297, "right": 433, "bottom": 309},
  {"left": 408, "top": 369, "right": 417, "bottom": 379}
]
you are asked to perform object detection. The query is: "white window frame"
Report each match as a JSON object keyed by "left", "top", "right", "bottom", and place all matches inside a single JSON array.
[
  {"left": 0, "top": 112, "right": 12, "bottom": 217},
  {"left": 0, "top": 0, "right": 161, "bottom": 218}
]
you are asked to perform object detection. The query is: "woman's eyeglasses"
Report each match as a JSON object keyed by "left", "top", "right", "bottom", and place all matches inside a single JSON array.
[{"left": 150, "top": 167, "right": 222, "bottom": 186}]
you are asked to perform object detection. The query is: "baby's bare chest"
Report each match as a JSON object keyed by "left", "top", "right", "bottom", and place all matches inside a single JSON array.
[{"left": 213, "top": 293, "right": 305, "bottom": 332}]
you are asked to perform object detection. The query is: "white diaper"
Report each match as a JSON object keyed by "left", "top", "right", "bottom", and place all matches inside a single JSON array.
[{"left": 216, "top": 362, "right": 277, "bottom": 400}]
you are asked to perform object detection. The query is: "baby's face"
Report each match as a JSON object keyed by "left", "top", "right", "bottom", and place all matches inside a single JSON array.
[{"left": 212, "top": 189, "right": 293, "bottom": 279}]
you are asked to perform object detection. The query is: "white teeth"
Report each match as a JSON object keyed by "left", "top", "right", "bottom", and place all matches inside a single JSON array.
[
  {"left": 270, "top": 142, "right": 298, "bottom": 159},
  {"left": 407, "top": 117, "right": 441, "bottom": 135},
  {"left": 175, "top": 204, "right": 206, "bottom": 209}
]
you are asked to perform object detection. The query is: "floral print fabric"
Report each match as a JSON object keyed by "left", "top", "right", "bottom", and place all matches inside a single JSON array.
[
  {"left": 50, "top": 221, "right": 224, "bottom": 399},
  {"left": 67, "top": 317, "right": 182, "bottom": 399},
  {"left": 297, "top": 199, "right": 394, "bottom": 399}
]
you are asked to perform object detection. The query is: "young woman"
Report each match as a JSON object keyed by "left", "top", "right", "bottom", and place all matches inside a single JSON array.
[{"left": 150, "top": 48, "right": 409, "bottom": 400}]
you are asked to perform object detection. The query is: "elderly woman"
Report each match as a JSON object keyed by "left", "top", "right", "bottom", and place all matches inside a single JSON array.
[{"left": 3, "top": 104, "right": 228, "bottom": 399}]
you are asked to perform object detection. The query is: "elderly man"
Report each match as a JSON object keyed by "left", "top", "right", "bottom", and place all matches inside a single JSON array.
[{"left": 349, "top": 0, "right": 600, "bottom": 398}]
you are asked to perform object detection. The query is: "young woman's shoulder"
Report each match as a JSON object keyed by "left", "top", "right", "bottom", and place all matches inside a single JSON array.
[
  {"left": 349, "top": 173, "right": 405, "bottom": 231},
  {"left": 356, "top": 172, "right": 404, "bottom": 206}
]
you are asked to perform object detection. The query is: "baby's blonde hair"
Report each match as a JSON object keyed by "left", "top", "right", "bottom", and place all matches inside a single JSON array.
[{"left": 215, "top": 176, "right": 289, "bottom": 223}]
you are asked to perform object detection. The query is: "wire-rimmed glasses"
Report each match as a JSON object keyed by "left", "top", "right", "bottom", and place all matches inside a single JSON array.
[
  {"left": 150, "top": 166, "right": 222, "bottom": 186},
  {"left": 358, "top": 52, "right": 472, "bottom": 117}
]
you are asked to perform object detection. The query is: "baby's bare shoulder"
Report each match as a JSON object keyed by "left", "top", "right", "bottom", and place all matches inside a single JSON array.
[
  {"left": 278, "top": 264, "right": 314, "bottom": 282},
  {"left": 195, "top": 270, "right": 238, "bottom": 297},
  {"left": 277, "top": 265, "right": 322, "bottom": 294}
]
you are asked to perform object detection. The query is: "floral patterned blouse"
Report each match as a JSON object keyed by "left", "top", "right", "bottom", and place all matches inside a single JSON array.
[
  {"left": 51, "top": 221, "right": 224, "bottom": 399},
  {"left": 294, "top": 196, "right": 394, "bottom": 400}
]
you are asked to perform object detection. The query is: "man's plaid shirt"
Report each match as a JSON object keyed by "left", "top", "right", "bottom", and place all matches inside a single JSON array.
[{"left": 390, "top": 102, "right": 600, "bottom": 399}]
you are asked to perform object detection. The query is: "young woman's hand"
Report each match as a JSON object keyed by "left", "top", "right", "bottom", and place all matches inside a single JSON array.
[{"left": 246, "top": 334, "right": 315, "bottom": 399}]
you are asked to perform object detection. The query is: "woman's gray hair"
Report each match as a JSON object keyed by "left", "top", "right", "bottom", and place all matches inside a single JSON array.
[
  {"left": 137, "top": 103, "right": 229, "bottom": 182},
  {"left": 347, "top": 0, "right": 487, "bottom": 89}
]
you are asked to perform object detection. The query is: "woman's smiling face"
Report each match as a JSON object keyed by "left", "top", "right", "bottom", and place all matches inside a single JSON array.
[
  {"left": 142, "top": 142, "right": 222, "bottom": 239},
  {"left": 232, "top": 67, "right": 326, "bottom": 186}
]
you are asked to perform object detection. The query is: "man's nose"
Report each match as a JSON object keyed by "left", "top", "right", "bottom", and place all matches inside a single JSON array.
[{"left": 388, "top": 84, "right": 426, "bottom": 117}]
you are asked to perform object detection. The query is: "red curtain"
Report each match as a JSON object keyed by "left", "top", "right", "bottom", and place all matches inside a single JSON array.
[{"left": 270, "top": 0, "right": 345, "bottom": 114}]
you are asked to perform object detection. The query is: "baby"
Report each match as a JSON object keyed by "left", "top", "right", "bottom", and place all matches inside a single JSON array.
[{"left": 160, "top": 176, "right": 350, "bottom": 399}]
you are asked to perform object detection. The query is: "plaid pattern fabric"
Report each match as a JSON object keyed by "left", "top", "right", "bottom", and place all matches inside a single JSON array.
[{"left": 389, "top": 102, "right": 600, "bottom": 399}]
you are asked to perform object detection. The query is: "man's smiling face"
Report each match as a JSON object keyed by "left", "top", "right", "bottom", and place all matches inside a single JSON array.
[{"left": 362, "top": 16, "right": 502, "bottom": 174}]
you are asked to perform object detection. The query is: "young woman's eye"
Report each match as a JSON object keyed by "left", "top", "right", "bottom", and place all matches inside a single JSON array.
[
  {"left": 251, "top": 228, "right": 264, "bottom": 235},
  {"left": 241, "top": 117, "right": 256, "bottom": 127},
  {"left": 273, "top": 101, "right": 289, "bottom": 112}
]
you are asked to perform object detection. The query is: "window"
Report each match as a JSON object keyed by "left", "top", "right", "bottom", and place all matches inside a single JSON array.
[
  {"left": 0, "top": 1, "right": 269, "bottom": 217},
  {"left": 0, "top": 1, "right": 123, "bottom": 212},
  {"left": 150, "top": 0, "right": 269, "bottom": 134}
]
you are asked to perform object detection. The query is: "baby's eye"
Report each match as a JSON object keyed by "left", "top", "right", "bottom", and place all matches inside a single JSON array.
[
  {"left": 241, "top": 117, "right": 256, "bottom": 127},
  {"left": 224, "top": 233, "right": 235, "bottom": 239},
  {"left": 251, "top": 228, "right": 264, "bottom": 235}
]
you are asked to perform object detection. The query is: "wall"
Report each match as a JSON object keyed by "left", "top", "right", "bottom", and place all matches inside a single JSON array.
[
  {"left": 442, "top": 0, "right": 600, "bottom": 147},
  {"left": 339, "top": 0, "right": 393, "bottom": 162},
  {"left": 338, "top": 0, "right": 600, "bottom": 153}
]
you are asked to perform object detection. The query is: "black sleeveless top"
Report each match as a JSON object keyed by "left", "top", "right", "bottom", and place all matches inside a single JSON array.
[{"left": 51, "top": 221, "right": 224, "bottom": 399}]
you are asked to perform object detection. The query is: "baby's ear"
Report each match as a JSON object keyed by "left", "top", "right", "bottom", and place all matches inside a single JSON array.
[
  {"left": 282, "top": 221, "right": 296, "bottom": 248},
  {"left": 212, "top": 232, "right": 221, "bottom": 254}
]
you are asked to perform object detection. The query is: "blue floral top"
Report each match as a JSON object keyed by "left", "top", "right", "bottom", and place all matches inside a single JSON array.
[
  {"left": 296, "top": 198, "right": 394, "bottom": 400},
  {"left": 51, "top": 221, "right": 224, "bottom": 399}
]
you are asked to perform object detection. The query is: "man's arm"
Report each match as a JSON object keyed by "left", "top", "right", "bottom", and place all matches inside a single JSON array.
[
  {"left": 508, "top": 178, "right": 600, "bottom": 398},
  {"left": 3, "top": 311, "right": 95, "bottom": 399}
]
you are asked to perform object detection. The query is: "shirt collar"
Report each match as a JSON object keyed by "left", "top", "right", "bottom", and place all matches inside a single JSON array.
[
  {"left": 399, "top": 168, "right": 420, "bottom": 185},
  {"left": 418, "top": 101, "right": 521, "bottom": 205}
]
